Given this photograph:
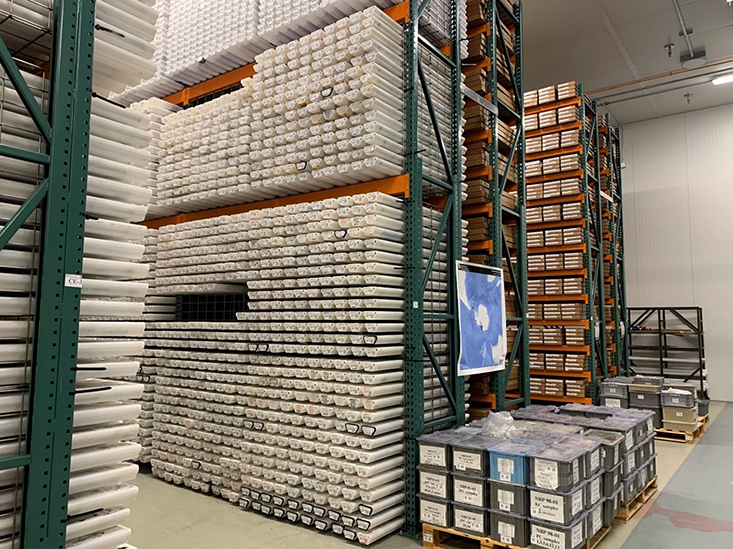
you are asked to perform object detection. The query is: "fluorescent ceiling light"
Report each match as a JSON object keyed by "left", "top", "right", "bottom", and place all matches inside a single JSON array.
[{"left": 712, "top": 74, "right": 733, "bottom": 85}]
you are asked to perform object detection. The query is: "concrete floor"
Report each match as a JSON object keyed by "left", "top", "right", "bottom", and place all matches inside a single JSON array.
[{"left": 127, "top": 402, "right": 731, "bottom": 549}]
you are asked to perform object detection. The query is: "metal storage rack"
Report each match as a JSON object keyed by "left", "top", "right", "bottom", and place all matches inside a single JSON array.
[
  {"left": 523, "top": 82, "right": 607, "bottom": 404},
  {"left": 142, "top": 0, "right": 467, "bottom": 537},
  {"left": 461, "top": 0, "right": 529, "bottom": 415},
  {"left": 599, "top": 114, "right": 628, "bottom": 376},
  {"left": 628, "top": 307, "right": 706, "bottom": 395},
  {"left": 0, "top": 0, "right": 96, "bottom": 547}
]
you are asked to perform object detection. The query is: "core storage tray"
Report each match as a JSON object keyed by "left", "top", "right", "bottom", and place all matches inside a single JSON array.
[
  {"left": 529, "top": 511, "right": 587, "bottom": 549},
  {"left": 528, "top": 443, "right": 586, "bottom": 492},
  {"left": 453, "top": 503, "right": 490, "bottom": 537},
  {"left": 452, "top": 472, "right": 488, "bottom": 508},
  {"left": 529, "top": 479, "right": 586, "bottom": 526},
  {"left": 583, "top": 429, "right": 624, "bottom": 471},
  {"left": 451, "top": 434, "right": 503, "bottom": 476},
  {"left": 488, "top": 478, "right": 529, "bottom": 515},
  {"left": 491, "top": 509, "right": 530, "bottom": 547},
  {"left": 490, "top": 439, "right": 546, "bottom": 485}
]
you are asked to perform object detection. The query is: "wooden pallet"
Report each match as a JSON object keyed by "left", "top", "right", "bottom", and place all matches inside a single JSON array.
[
  {"left": 655, "top": 414, "right": 709, "bottom": 444},
  {"left": 422, "top": 523, "right": 611, "bottom": 549},
  {"left": 615, "top": 475, "right": 658, "bottom": 523},
  {"left": 422, "top": 524, "right": 526, "bottom": 549},
  {"left": 585, "top": 525, "right": 612, "bottom": 549}
]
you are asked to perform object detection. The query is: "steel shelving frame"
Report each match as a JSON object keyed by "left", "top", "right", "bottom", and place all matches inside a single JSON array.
[
  {"left": 523, "top": 83, "right": 607, "bottom": 404},
  {"left": 0, "top": 0, "right": 96, "bottom": 547},
  {"left": 462, "top": 0, "right": 529, "bottom": 413},
  {"left": 143, "top": 0, "right": 465, "bottom": 538},
  {"left": 600, "top": 115, "right": 628, "bottom": 376}
]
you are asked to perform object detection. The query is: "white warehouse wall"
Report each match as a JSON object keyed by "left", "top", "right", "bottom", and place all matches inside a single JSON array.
[{"left": 620, "top": 103, "right": 733, "bottom": 402}]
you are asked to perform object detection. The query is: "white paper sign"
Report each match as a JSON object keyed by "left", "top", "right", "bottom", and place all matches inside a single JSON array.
[
  {"left": 531, "top": 491, "right": 565, "bottom": 523},
  {"left": 532, "top": 523, "right": 565, "bottom": 549},
  {"left": 571, "top": 522, "right": 584, "bottom": 547},
  {"left": 498, "top": 458, "right": 515, "bottom": 482},
  {"left": 498, "top": 488, "right": 515, "bottom": 512},
  {"left": 535, "top": 459, "right": 559, "bottom": 490},
  {"left": 498, "top": 520, "right": 516, "bottom": 544},
  {"left": 454, "top": 450, "right": 481, "bottom": 472},
  {"left": 420, "top": 446, "right": 446, "bottom": 468},
  {"left": 454, "top": 478, "right": 484, "bottom": 507},
  {"left": 590, "top": 450, "right": 600, "bottom": 472},
  {"left": 421, "top": 499, "right": 448, "bottom": 527},
  {"left": 420, "top": 471, "right": 447, "bottom": 498},
  {"left": 455, "top": 507, "right": 485, "bottom": 534}
]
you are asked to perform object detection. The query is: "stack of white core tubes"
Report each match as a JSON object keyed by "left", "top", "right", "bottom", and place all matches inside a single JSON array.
[
  {"left": 110, "top": 0, "right": 182, "bottom": 105},
  {"left": 165, "top": 0, "right": 265, "bottom": 87},
  {"left": 0, "top": 71, "right": 154, "bottom": 546},
  {"left": 147, "top": 191, "right": 467, "bottom": 544},
  {"left": 155, "top": 7, "right": 404, "bottom": 216},
  {"left": 129, "top": 98, "right": 180, "bottom": 219},
  {"left": 0, "top": 0, "right": 159, "bottom": 96}
]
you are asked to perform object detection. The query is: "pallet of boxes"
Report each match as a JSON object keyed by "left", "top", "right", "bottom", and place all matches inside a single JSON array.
[{"left": 417, "top": 403, "right": 657, "bottom": 549}]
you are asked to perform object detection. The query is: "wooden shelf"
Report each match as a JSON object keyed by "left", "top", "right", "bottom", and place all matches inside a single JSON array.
[
  {"left": 527, "top": 219, "right": 585, "bottom": 231},
  {"left": 507, "top": 391, "right": 592, "bottom": 404},
  {"left": 462, "top": 203, "right": 493, "bottom": 217},
  {"left": 527, "top": 169, "right": 586, "bottom": 185},
  {"left": 527, "top": 243, "right": 586, "bottom": 255},
  {"left": 525, "top": 121, "right": 583, "bottom": 140},
  {"left": 530, "top": 344, "right": 590, "bottom": 354},
  {"left": 526, "top": 96, "right": 581, "bottom": 115},
  {"left": 467, "top": 240, "right": 493, "bottom": 253},
  {"left": 529, "top": 294, "right": 588, "bottom": 303},
  {"left": 530, "top": 370, "right": 592, "bottom": 380},
  {"left": 528, "top": 268, "right": 588, "bottom": 278},
  {"left": 530, "top": 319, "right": 590, "bottom": 328},
  {"left": 526, "top": 193, "right": 584, "bottom": 208},
  {"left": 142, "top": 174, "right": 410, "bottom": 229},
  {"left": 526, "top": 145, "right": 583, "bottom": 162}
]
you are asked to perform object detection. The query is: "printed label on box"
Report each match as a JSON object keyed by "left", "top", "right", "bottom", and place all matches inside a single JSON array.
[
  {"left": 606, "top": 398, "right": 621, "bottom": 408},
  {"left": 627, "top": 452, "right": 635, "bottom": 471},
  {"left": 423, "top": 532, "right": 433, "bottom": 544},
  {"left": 571, "top": 522, "right": 584, "bottom": 547},
  {"left": 498, "top": 488, "right": 515, "bottom": 511},
  {"left": 420, "top": 471, "right": 447, "bottom": 498},
  {"left": 531, "top": 490, "right": 565, "bottom": 523},
  {"left": 531, "top": 523, "right": 565, "bottom": 549},
  {"left": 614, "top": 446, "right": 619, "bottom": 464},
  {"left": 571, "top": 489, "right": 583, "bottom": 515},
  {"left": 676, "top": 411, "right": 683, "bottom": 417},
  {"left": 592, "top": 505, "right": 602, "bottom": 534},
  {"left": 637, "top": 394, "right": 645, "bottom": 400},
  {"left": 672, "top": 397, "right": 680, "bottom": 404},
  {"left": 454, "top": 478, "right": 483, "bottom": 507},
  {"left": 572, "top": 459, "right": 579, "bottom": 484},
  {"left": 498, "top": 458, "right": 515, "bottom": 482},
  {"left": 420, "top": 446, "right": 446, "bottom": 468},
  {"left": 625, "top": 432, "right": 634, "bottom": 450},
  {"left": 590, "top": 449, "right": 600, "bottom": 472},
  {"left": 498, "top": 520, "right": 516, "bottom": 544},
  {"left": 455, "top": 507, "right": 484, "bottom": 534},
  {"left": 454, "top": 450, "right": 481, "bottom": 472},
  {"left": 421, "top": 499, "right": 448, "bottom": 527},
  {"left": 590, "top": 477, "right": 601, "bottom": 504},
  {"left": 646, "top": 418, "right": 654, "bottom": 432},
  {"left": 535, "top": 458, "right": 559, "bottom": 490}
]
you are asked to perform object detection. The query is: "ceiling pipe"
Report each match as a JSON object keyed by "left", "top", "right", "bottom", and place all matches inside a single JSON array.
[
  {"left": 672, "top": 0, "right": 695, "bottom": 58},
  {"left": 586, "top": 57, "right": 733, "bottom": 95}
]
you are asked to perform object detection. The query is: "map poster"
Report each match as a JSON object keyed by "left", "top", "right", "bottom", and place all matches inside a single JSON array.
[{"left": 455, "top": 261, "right": 507, "bottom": 376}]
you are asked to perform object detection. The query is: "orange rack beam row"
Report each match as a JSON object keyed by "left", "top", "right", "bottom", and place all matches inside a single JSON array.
[
  {"left": 142, "top": 174, "right": 410, "bottom": 229},
  {"left": 529, "top": 370, "right": 592, "bottom": 381},
  {"left": 507, "top": 392, "right": 592, "bottom": 405},
  {"left": 525, "top": 121, "right": 583, "bottom": 140},
  {"left": 164, "top": 1, "right": 410, "bottom": 106},
  {"left": 525, "top": 96, "right": 582, "bottom": 116},
  {"left": 527, "top": 194, "right": 584, "bottom": 208}
]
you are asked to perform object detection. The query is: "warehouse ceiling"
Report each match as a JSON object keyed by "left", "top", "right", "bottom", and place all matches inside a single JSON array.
[{"left": 522, "top": 0, "right": 733, "bottom": 125}]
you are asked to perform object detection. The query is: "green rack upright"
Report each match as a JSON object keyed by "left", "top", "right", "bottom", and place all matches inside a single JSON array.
[{"left": 0, "top": 0, "right": 96, "bottom": 546}]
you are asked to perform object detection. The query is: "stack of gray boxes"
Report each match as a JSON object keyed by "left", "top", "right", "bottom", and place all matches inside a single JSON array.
[
  {"left": 627, "top": 376, "right": 664, "bottom": 429},
  {"left": 599, "top": 376, "right": 633, "bottom": 409},
  {"left": 661, "top": 383, "right": 698, "bottom": 432},
  {"left": 526, "top": 434, "right": 603, "bottom": 549}
]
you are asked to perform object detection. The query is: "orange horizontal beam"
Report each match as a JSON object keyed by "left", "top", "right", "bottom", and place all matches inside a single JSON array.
[
  {"left": 530, "top": 370, "right": 592, "bottom": 381},
  {"left": 463, "top": 203, "right": 493, "bottom": 217},
  {"left": 507, "top": 391, "right": 592, "bottom": 405},
  {"left": 528, "top": 169, "right": 586, "bottom": 185},
  {"left": 384, "top": 0, "right": 409, "bottom": 23},
  {"left": 527, "top": 219, "right": 586, "bottom": 231},
  {"left": 165, "top": 63, "right": 256, "bottom": 106},
  {"left": 525, "top": 121, "right": 583, "bottom": 140},
  {"left": 600, "top": 168, "right": 610, "bottom": 177},
  {"left": 466, "top": 166, "right": 494, "bottom": 180},
  {"left": 465, "top": 130, "right": 494, "bottom": 145},
  {"left": 142, "top": 174, "right": 410, "bottom": 229},
  {"left": 530, "top": 344, "right": 590, "bottom": 355},
  {"left": 529, "top": 294, "right": 588, "bottom": 304},
  {"left": 469, "top": 394, "right": 497, "bottom": 406},
  {"left": 526, "top": 96, "right": 582, "bottom": 115},
  {"left": 528, "top": 268, "right": 587, "bottom": 279},
  {"left": 467, "top": 240, "right": 493, "bottom": 253},
  {"left": 468, "top": 22, "right": 491, "bottom": 38},
  {"left": 530, "top": 319, "right": 590, "bottom": 328},
  {"left": 463, "top": 58, "right": 491, "bottom": 73},
  {"left": 527, "top": 193, "right": 584, "bottom": 208},
  {"left": 526, "top": 145, "right": 583, "bottom": 162},
  {"left": 527, "top": 243, "right": 586, "bottom": 255}
]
